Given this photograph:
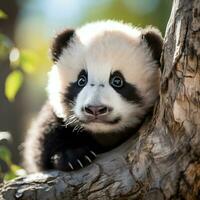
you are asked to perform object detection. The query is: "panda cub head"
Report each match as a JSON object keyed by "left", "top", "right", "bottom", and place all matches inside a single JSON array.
[{"left": 48, "top": 20, "right": 163, "bottom": 134}]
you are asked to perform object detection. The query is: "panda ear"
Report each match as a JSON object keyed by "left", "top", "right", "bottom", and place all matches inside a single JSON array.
[
  {"left": 142, "top": 26, "right": 163, "bottom": 64},
  {"left": 51, "top": 29, "right": 75, "bottom": 63}
]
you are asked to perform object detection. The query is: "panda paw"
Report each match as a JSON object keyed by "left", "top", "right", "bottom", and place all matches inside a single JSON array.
[{"left": 51, "top": 147, "right": 97, "bottom": 171}]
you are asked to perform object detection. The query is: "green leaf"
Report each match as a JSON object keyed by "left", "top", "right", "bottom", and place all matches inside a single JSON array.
[
  {"left": 5, "top": 70, "right": 23, "bottom": 102},
  {"left": 3, "top": 171, "right": 17, "bottom": 181},
  {"left": 10, "top": 164, "right": 26, "bottom": 176},
  {"left": 10, "top": 164, "right": 22, "bottom": 172},
  {"left": 0, "top": 10, "right": 7, "bottom": 19},
  {"left": 20, "top": 50, "right": 38, "bottom": 74},
  {"left": 3, "top": 165, "right": 26, "bottom": 181},
  {"left": 0, "top": 146, "right": 11, "bottom": 165}
]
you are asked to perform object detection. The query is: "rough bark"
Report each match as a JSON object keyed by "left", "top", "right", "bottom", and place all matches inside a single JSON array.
[{"left": 0, "top": 0, "right": 199, "bottom": 199}]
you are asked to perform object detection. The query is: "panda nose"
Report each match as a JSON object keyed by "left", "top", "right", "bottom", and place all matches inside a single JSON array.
[{"left": 84, "top": 105, "right": 111, "bottom": 116}]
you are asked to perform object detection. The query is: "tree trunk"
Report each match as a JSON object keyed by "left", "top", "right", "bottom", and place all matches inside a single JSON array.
[{"left": 0, "top": 0, "right": 199, "bottom": 199}]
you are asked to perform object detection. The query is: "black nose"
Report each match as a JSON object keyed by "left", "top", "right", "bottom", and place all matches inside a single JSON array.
[{"left": 84, "top": 105, "right": 111, "bottom": 116}]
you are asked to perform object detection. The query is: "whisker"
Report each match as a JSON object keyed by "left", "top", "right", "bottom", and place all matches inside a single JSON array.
[
  {"left": 71, "top": 118, "right": 78, "bottom": 124},
  {"left": 77, "top": 126, "right": 84, "bottom": 134},
  {"left": 64, "top": 115, "right": 76, "bottom": 124},
  {"left": 65, "top": 118, "right": 79, "bottom": 127},
  {"left": 72, "top": 124, "right": 80, "bottom": 132},
  {"left": 68, "top": 116, "right": 76, "bottom": 120},
  {"left": 63, "top": 115, "right": 73, "bottom": 122},
  {"left": 62, "top": 113, "right": 84, "bottom": 133}
]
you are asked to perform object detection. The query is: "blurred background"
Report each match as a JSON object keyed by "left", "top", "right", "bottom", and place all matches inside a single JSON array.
[{"left": 0, "top": 0, "right": 172, "bottom": 179}]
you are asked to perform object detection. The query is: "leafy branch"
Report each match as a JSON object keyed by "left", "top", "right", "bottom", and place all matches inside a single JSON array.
[{"left": 0, "top": 9, "right": 39, "bottom": 101}]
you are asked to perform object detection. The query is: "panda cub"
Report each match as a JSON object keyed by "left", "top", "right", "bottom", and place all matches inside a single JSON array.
[{"left": 23, "top": 20, "right": 163, "bottom": 172}]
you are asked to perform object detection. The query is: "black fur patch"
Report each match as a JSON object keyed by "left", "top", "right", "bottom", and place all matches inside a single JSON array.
[
  {"left": 142, "top": 27, "right": 163, "bottom": 64},
  {"left": 51, "top": 29, "right": 75, "bottom": 62},
  {"left": 65, "top": 69, "right": 87, "bottom": 103},
  {"left": 110, "top": 71, "right": 143, "bottom": 104}
]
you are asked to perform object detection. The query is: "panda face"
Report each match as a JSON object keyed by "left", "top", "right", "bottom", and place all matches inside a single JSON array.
[
  {"left": 47, "top": 20, "right": 162, "bottom": 133},
  {"left": 66, "top": 69, "right": 145, "bottom": 133}
]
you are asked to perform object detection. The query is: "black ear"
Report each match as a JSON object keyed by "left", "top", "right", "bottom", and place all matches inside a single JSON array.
[
  {"left": 51, "top": 29, "right": 75, "bottom": 63},
  {"left": 142, "top": 26, "right": 163, "bottom": 63}
]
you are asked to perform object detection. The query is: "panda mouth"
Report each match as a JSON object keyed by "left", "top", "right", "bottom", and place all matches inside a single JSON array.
[{"left": 81, "top": 116, "right": 121, "bottom": 125}]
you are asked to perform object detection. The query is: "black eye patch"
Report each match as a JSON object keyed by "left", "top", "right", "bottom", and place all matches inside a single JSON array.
[
  {"left": 110, "top": 71, "right": 143, "bottom": 104},
  {"left": 65, "top": 69, "right": 87, "bottom": 103}
]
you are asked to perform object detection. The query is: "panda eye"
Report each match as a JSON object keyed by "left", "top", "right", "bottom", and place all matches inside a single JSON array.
[
  {"left": 110, "top": 76, "right": 124, "bottom": 88},
  {"left": 77, "top": 75, "right": 87, "bottom": 87}
]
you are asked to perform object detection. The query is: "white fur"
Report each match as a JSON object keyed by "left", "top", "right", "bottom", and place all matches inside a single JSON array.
[{"left": 47, "top": 20, "right": 160, "bottom": 133}]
